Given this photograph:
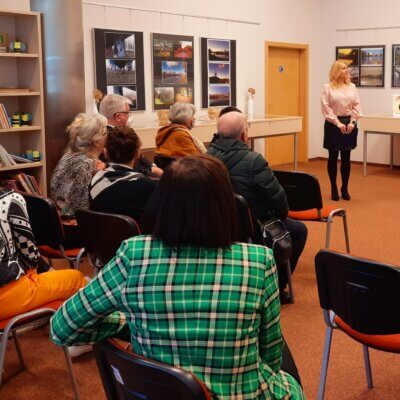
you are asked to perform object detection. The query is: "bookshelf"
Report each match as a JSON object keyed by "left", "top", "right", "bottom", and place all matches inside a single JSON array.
[{"left": 0, "top": 9, "right": 46, "bottom": 194}]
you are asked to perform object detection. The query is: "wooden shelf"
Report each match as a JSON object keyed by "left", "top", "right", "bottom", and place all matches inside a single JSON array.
[
  {"left": 0, "top": 162, "right": 42, "bottom": 172},
  {"left": 0, "top": 91, "right": 40, "bottom": 97},
  {"left": 0, "top": 53, "right": 39, "bottom": 58},
  {"left": 0, "top": 126, "right": 41, "bottom": 134}
]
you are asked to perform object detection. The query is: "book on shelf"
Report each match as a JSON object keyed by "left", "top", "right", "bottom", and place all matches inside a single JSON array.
[
  {"left": 0, "top": 178, "right": 19, "bottom": 191},
  {"left": 0, "top": 144, "right": 16, "bottom": 167},
  {"left": 10, "top": 154, "right": 31, "bottom": 163},
  {"left": 0, "top": 103, "right": 10, "bottom": 128},
  {"left": 12, "top": 173, "right": 41, "bottom": 194}
]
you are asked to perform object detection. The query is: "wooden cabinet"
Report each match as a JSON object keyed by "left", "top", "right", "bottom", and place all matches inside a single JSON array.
[{"left": 0, "top": 9, "right": 46, "bottom": 193}]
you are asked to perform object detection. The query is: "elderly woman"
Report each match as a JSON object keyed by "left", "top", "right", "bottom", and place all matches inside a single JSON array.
[
  {"left": 51, "top": 155, "right": 304, "bottom": 400},
  {"left": 154, "top": 101, "right": 206, "bottom": 158},
  {"left": 50, "top": 113, "right": 107, "bottom": 218}
]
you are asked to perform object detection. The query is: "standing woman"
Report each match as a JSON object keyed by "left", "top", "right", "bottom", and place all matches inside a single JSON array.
[{"left": 321, "top": 61, "right": 362, "bottom": 201}]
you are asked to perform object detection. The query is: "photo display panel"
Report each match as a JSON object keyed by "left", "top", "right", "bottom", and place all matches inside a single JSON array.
[
  {"left": 152, "top": 33, "right": 194, "bottom": 110},
  {"left": 392, "top": 45, "right": 400, "bottom": 87},
  {"left": 336, "top": 45, "right": 385, "bottom": 87},
  {"left": 201, "top": 38, "right": 237, "bottom": 108},
  {"left": 93, "top": 28, "right": 145, "bottom": 110}
]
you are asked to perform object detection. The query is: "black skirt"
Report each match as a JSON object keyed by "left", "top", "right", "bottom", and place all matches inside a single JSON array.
[{"left": 323, "top": 115, "right": 358, "bottom": 151}]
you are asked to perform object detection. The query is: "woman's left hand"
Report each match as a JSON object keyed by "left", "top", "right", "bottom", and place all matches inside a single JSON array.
[{"left": 346, "top": 124, "right": 355, "bottom": 134}]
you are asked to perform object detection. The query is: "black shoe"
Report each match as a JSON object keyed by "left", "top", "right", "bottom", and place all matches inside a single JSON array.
[
  {"left": 331, "top": 187, "right": 339, "bottom": 201},
  {"left": 279, "top": 290, "right": 292, "bottom": 305},
  {"left": 341, "top": 187, "right": 351, "bottom": 201}
]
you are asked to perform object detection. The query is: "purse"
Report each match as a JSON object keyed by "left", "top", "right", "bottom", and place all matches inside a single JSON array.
[{"left": 258, "top": 218, "right": 292, "bottom": 265}]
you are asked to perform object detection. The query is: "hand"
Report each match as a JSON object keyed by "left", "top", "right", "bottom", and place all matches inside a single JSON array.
[
  {"left": 337, "top": 122, "right": 347, "bottom": 134},
  {"left": 346, "top": 123, "right": 355, "bottom": 134},
  {"left": 150, "top": 165, "right": 163, "bottom": 178}
]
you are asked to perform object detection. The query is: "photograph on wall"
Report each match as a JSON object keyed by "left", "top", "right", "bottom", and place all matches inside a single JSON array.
[
  {"left": 94, "top": 28, "right": 145, "bottom": 110},
  {"left": 393, "top": 94, "right": 400, "bottom": 117},
  {"left": 392, "top": 45, "right": 400, "bottom": 87},
  {"left": 336, "top": 45, "right": 384, "bottom": 87},
  {"left": 152, "top": 33, "right": 194, "bottom": 110},
  {"left": 201, "top": 38, "right": 236, "bottom": 109}
]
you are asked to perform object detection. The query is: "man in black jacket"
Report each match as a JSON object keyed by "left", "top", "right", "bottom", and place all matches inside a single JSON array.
[{"left": 207, "top": 111, "right": 307, "bottom": 299}]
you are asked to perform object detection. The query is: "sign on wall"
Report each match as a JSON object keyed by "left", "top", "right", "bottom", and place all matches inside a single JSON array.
[
  {"left": 93, "top": 28, "right": 145, "bottom": 110},
  {"left": 151, "top": 33, "right": 194, "bottom": 110},
  {"left": 201, "top": 38, "right": 236, "bottom": 108}
]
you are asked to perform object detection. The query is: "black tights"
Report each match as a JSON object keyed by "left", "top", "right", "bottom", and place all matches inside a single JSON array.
[{"left": 327, "top": 150, "right": 351, "bottom": 190}]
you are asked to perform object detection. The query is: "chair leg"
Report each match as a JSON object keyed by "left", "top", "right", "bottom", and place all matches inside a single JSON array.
[
  {"left": 325, "top": 220, "right": 332, "bottom": 249},
  {"left": 62, "top": 347, "right": 81, "bottom": 400},
  {"left": 74, "top": 248, "right": 86, "bottom": 270},
  {"left": 0, "top": 333, "right": 8, "bottom": 387},
  {"left": 362, "top": 345, "right": 373, "bottom": 388},
  {"left": 285, "top": 260, "right": 295, "bottom": 303},
  {"left": 342, "top": 214, "right": 350, "bottom": 253},
  {"left": 318, "top": 326, "right": 333, "bottom": 400},
  {"left": 12, "top": 329, "right": 25, "bottom": 369}
]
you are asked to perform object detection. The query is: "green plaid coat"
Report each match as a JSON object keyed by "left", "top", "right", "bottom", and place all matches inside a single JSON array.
[{"left": 51, "top": 236, "right": 304, "bottom": 399}]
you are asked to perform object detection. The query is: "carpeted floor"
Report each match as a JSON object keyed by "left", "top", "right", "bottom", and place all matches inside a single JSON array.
[{"left": 1, "top": 159, "right": 400, "bottom": 400}]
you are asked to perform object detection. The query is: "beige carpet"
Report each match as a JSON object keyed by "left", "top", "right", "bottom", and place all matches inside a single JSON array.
[{"left": 1, "top": 159, "right": 400, "bottom": 399}]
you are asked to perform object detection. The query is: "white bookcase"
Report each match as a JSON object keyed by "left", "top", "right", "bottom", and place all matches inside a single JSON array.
[{"left": 0, "top": 9, "right": 47, "bottom": 194}]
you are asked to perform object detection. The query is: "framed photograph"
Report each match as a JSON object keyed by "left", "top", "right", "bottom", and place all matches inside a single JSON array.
[
  {"left": 392, "top": 45, "right": 400, "bottom": 87},
  {"left": 393, "top": 94, "right": 400, "bottom": 117},
  {"left": 152, "top": 33, "right": 194, "bottom": 110},
  {"left": 336, "top": 45, "right": 385, "bottom": 87},
  {"left": 201, "top": 38, "right": 236, "bottom": 108},
  {"left": 94, "top": 28, "right": 145, "bottom": 110}
]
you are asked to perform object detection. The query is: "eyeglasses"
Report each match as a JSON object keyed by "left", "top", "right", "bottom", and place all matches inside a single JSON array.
[{"left": 113, "top": 111, "right": 133, "bottom": 117}]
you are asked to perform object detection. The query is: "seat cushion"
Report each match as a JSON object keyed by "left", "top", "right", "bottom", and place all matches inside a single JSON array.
[
  {"left": 288, "top": 205, "right": 338, "bottom": 221},
  {"left": 335, "top": 316, "right": 400, "bottom": 353},
  {"left": 39, "top": 245, "right": 81, "bottom": 259},
  {"left": 0, "top": 300, "right": 63, "bottom": 330}
]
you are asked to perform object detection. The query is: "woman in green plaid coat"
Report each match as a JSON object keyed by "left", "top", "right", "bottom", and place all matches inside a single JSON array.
[{"left": 51, "top": 155, "right": 304, "bottom": 399}]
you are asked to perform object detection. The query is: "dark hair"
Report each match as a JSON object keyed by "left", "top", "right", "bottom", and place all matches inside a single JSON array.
[
  {"left": 219, "top": 106, "right": 242, "bottom": 117},
  {"left": 105, "top": 126, "right": 141, "bottom": 164},
  {"left": 142, "top": 154, "right": 237, "bottom": 248}
]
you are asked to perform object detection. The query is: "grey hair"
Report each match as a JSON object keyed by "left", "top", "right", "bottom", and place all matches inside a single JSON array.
[
  {"left": 169, "top": 102, "right": 196, "bottom": 125},
  {"left": 99, "top": 94, "right": 132, "bottom": 120},
  {"left": 67, "top": 113, "right": 107, "bottom": 153},
  {"left": 217, "top": 111, "right": 247, "bottom": 139}
]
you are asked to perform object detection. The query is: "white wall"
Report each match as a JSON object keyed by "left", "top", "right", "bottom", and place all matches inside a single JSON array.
[
  {"left": 0, "top": 0, "right": 29, "bottom": 11},
  {"left": 322, "top": 0, "right": 400, "bottom": 164}
]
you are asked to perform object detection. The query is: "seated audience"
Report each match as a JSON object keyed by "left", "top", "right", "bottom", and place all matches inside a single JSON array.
[
  {"left": 99, "top": 93, "right": 163, "bottom": 178},
  {"left": 0, "top": 189, "right": 86, "bottom": 320},
  {"left": 155, "top": 102, "right": 206, "bottom": 159},
  {"left": 50, "top": 155, "right": 304, "bottom": 399},
  {"left": 207, "top": 111, "right": 308, "bottom": 302},
  {"left": 50, "top": 113, "right": 107, "bottom": 219},
  {"left": 89, "top": 126, "right": 156, "bottom": 223}
]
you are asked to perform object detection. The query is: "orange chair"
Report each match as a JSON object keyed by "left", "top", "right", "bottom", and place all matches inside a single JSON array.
[
  {"left": 0, "top": 301, "right": 80, "bottom": 398},
  {"left": 273, "top": 170, "right": 350, "bottom": 252},
  {"left": 94, "top": 338, "right": 211, "bottom": 400},
  {"left": 315, "top": 249, "right": 400, "bottom": 400},
  {"left": 21, "top": 193, "right": 85, "bottom": 269}
]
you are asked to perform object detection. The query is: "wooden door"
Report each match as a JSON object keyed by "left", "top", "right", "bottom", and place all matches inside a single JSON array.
[{"left": 265, "top": 42, "right": 308, "bottom": 165}]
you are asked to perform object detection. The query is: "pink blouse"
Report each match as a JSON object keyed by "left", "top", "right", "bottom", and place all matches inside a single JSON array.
[{"left": 321, "top": 83, "right": 362, "bottom": 125}]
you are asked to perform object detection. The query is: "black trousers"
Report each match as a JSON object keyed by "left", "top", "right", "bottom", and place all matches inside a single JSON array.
[{"left": 281, "top": 338, "right": 302, "bottom": 387}]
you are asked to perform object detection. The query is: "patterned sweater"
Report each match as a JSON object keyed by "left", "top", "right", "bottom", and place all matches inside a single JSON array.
[
  {"left": 0, "top": 189, "right": 40, "bottom": 287},
  {"left": 51, "top": 236, "right": 304, "bottom": 399}
]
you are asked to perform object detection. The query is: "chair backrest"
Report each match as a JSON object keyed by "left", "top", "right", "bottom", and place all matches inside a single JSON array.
[
  {"left": 21, "top": 192, "right": 65, "bottom": 248},
  {"left": 154, "top": 155, "right": 177, "bottom": 170},
  {"left": 75, "top": 209, "right": 141, "bottom": 268},
  {"left": 315, "top": 249, "right": 400, "bottom": 335},
  {"left": 94, "top": 338, "right": 210, "bottom": 400},
  {"left": 273, "top": 170, "right": 323, "bottom": 211},
  {"left": 234, "top": 194, "right": 254, "bottom": 243}
]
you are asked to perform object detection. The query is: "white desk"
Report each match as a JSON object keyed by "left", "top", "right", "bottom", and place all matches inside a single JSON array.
[
  {"left": 136, "top": 115, "right": 303, "bottom": 169},
  {"left": 361, "top": 115, "right": 400, "bottom": 176}
]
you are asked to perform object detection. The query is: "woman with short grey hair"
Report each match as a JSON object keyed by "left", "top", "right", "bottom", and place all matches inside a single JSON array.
[{"left": 155, "top": 101, "right": 206, "bottom": 162}]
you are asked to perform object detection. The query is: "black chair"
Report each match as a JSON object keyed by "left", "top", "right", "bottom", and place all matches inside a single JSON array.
[
  {"left": 21, "top": 192, "right": 85, "bottom": 269},
  {"left": 234, "top": 194, "right": 294, "bottom": 303},
  {"left": 75, "top": 209, "right": 141, "bottom": 270},
  {"left": 273, "top": 170, "right": 350, "bottom": 252},
  {"left": 315, "top": 249, "right": 400, "bottom": 400},
  {"left": 154, "top": 155, "right": 177, "bottom": 170},
  {"left": 94, "top": 338, "right": 211, "bottom": 400}
]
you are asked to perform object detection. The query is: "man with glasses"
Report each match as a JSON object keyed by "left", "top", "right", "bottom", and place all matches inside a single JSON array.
[{"left": 99, "top": 94, "right": 162, "bottom": 177}]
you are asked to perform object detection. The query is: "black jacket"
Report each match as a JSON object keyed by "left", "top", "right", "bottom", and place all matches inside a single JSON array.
[{"left": 207, "top": 136, "right": 288, "bottom": 221}]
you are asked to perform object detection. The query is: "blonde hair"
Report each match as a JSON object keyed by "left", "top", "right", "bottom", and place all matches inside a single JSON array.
[
  {"left": 66, "top": 113, "right": 107, "bottom": 153},
  {"left": 329, "top": 61, "right": 350, "bottom": 88}
]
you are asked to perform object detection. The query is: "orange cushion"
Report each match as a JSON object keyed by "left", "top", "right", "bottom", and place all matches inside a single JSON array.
[
  {"left": 0, "top": 300, "right": 63, "bottom": 330},
  {"left": 39, "top": 245, "right": 81, "bottom": 259},
  {"left": 288, "top": 205, "right": 338, "bottom": 221},
  {"left": 335, "top": 316, "right": 400, "bottom": 353}
]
